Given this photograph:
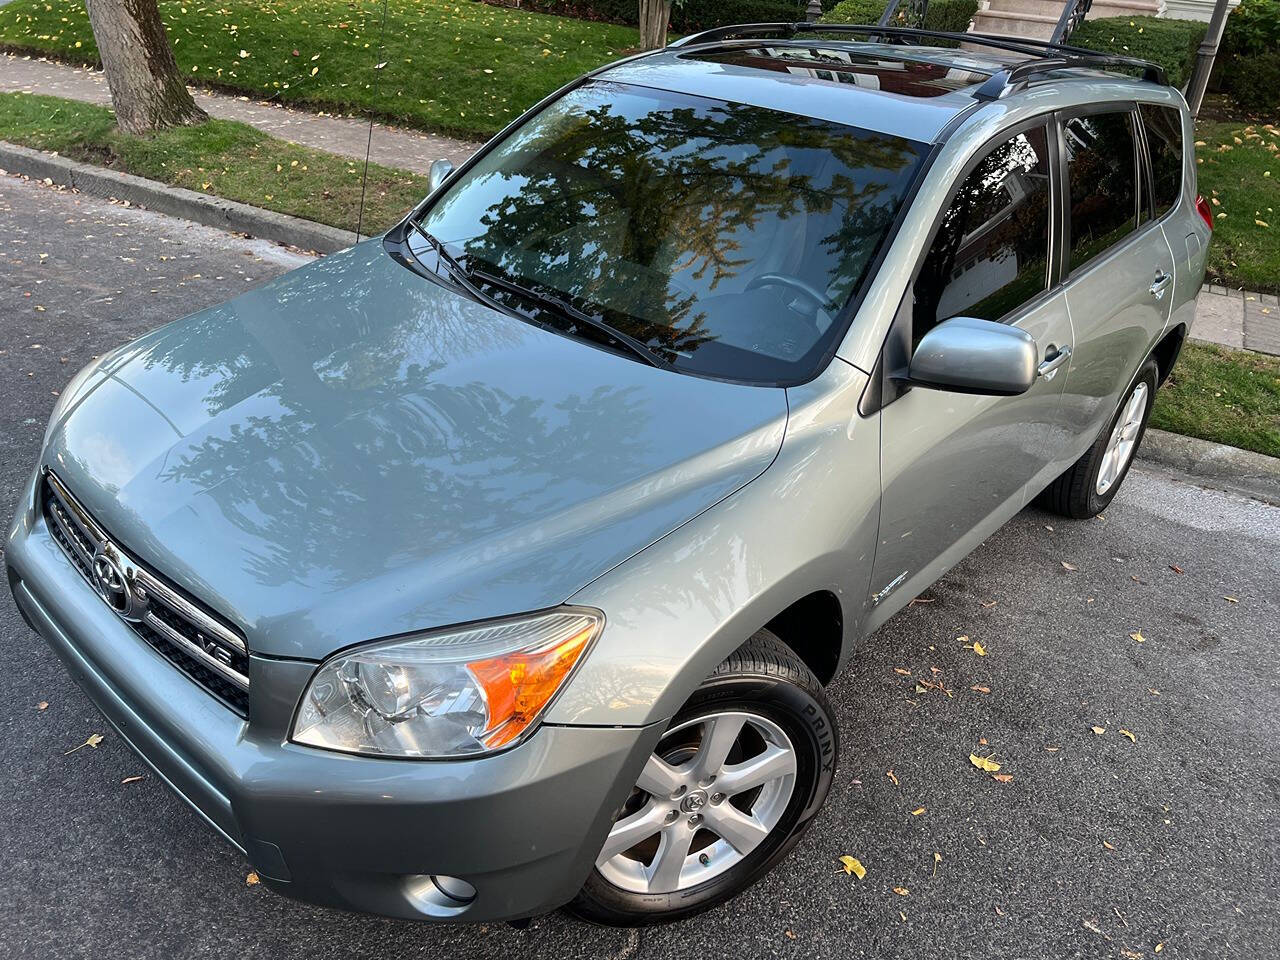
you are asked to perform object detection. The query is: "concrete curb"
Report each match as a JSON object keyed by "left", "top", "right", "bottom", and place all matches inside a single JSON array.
[
  {"left": 1137, "top": 428, "right": 1280, "bottom": 505},
  {"left": 0, "top": 140, "right": 356, "bottom": 254}
]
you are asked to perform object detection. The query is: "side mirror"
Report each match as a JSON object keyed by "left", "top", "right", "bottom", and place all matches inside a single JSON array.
[
  {"left": 908, "top": 316, "right": 1037, "bottom": 396},
  {"left": 427, "top": 158, "right": 454, "bottom": 195}
]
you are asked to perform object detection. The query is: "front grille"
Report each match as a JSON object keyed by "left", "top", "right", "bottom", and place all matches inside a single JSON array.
[{"left": 40, "top": 471, "right": 250, "bottom": 716}]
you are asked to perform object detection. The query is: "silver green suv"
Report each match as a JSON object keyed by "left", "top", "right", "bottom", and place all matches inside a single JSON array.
[{"left": 6, "top": 25, "right": 1208, "bottom": 926}]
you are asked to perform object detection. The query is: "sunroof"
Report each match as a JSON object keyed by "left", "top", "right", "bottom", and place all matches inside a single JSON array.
[{"left": 687, "top": 46, "right": 991, "bottom": 99}]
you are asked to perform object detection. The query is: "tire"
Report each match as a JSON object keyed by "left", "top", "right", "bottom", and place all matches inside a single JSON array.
[
  {"left": 567, "top": 631, "right": 838, "bottom": 926},
  {"left": 1037, "top": 357, "right": 1159, "bottom": 519}
]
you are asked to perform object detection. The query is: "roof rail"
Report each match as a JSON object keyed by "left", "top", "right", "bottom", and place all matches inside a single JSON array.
[{"left": 666, "top": 22, "right": 1167, "bottom": 92}]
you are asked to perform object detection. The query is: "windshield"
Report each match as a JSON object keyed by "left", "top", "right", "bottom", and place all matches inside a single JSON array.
[{"left": 409, "top": 81, "right": 927, "bottom": 384}]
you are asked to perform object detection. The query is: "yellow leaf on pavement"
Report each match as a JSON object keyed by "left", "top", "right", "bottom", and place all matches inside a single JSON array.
[
  {"left": 911, "top": 807, "right": 926, "bottom": 816},
  {"left": 1091, "top": 726, "right": 1106, "bottom": 735},
  {"left": 1119, "top": 729, "right": 1137, "bottom": 743},
  {"left": 893, "top": 886, "right": 910, "bottom": 896},
  {"left": 969, "top": 753, "right": 1000, "bottom": 773},
  {"left": 1130, "top": 631, "right": 1145, "bottom": 643},
  {"left": 837, "top": 855, "right": 866, "bottom": 879},
  {"left": 246, "top": 872, "right": 260, "bottom": 886},
  {"left": 64, "top": 733, "right": 104, "bottom": 755},
  {"left": 972, "top": 641, "right": 986, "bottom": 656}
]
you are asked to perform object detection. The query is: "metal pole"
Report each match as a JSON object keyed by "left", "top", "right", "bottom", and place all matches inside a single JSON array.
[{"left": 1186, "top": 0, "right": 1234, "bottom": 116}]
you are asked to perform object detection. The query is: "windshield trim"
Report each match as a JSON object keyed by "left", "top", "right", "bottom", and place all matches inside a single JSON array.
[{"left": 385, "top": 78, "right": 936, "bottom": 389}]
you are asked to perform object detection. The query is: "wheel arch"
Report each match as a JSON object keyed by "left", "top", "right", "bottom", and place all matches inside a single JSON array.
[{"left": 761, "top": 590, "right": 844, "bottom": 686}]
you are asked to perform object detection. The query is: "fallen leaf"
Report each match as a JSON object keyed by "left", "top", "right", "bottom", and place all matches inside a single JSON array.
[
  {"left": 121, "top": 775, "right": 145, "bottom": 785},
  {"left": 1102, "top": 840, "right": 1116, "bottom": 850},
  {"left": 1156, "top": 943, "right": 1164, "bottom": 953},
  {"left": 899, "top": 910, "right": 907, "bottom": 922},
  {"left": 991, "top": 773, "right": 1013, "bottom": 783},
  {"left": 969, "top": 753, "right": 1001, "bottom": 773},
  {"left": 981, "top": 599, "right": 998, "bottom": 609},
  {"left": 64, "top": 733, "right": 104, "bottom": 755},
  {"left": 1130, "top": 631, "right": 1146, "bottom": 643},
  {"left": 994, "top": 905, "right": 1005, "bottom": 916},
  {"left": 1169, "top": 564, "right": 1184, "bottom": 574},
  {"left": 1044, "top": 745, "right": 1060, "bottom": 752},
  {"left": 246, "top": 872, "right": 260, "bottom": 886},
  {"left": 1061, "top": 561, "right": 1077, "bottom": 571},
  {"left": 37, "top": 701, "right": 48, "bottom": 711},
  {"left": 932, "top": 852, "right": 941, "bottom": 876},
  {"left": 1119, "top": 729, "right": 1137, "bottom": 743},
  {"left": 1224, "top": 596, "right": 1239, "bottom": 603},
  {"left": 893, "top": 667, "right": 911, "bottom": 676},
  {"left": 892, "top": 886, "right": 910, "bottom": 896},
  {"left": 972, "top": 641, "right": 987, "bottom": 656},
  {"left": 970, "top": 684, "right": 991, "bottom": 694},
  {"left": 887, "top": 770, "right": 899, "bottom": 787},
  {"left": 911, "top": 807, "right": 926, "bottom": 816},
  {"left": 837, "top": 855, "right": 866, "bottom": 879},
  {"left": 1091, "top": 726, "right": 1106, "bottom": 736},
  {"left": 784, "top": 930, "right": 795, "bottom": 940},
  {"left": 1122, "top": 950, "right": 1144, "bottom": 959},
  {"left": 979, "top": 737, "right": 988, "bottom": 746}
]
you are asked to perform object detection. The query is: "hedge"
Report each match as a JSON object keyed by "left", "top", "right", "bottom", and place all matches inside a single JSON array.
[
  {"left": 820, "top": 0, "right": 978, "bottom": 34},
  {"left": 1217, "top": 0, "right": 1280, "bottom": 114},
  {"left": 1069, "top": 17, "right": 1206, "bottom": 90}
]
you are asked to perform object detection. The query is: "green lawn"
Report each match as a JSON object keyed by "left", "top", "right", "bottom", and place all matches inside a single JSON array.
[
  {"left": 0, "top": 0, "right": 638, "bottom": 140},
  {"left": 1195, "top": 120, "right": 1280, "bottom": 295},
  {"left": 0, "top": 92, "right": 427, "bottom": 233},
  {"left": 1152, "top": 341, "right": 1280, "bottom": 459}
]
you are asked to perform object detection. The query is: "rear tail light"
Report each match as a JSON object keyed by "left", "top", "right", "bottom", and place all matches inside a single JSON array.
[{"left": 1195, "top": 194, "right": 1214, "bottom": 231}]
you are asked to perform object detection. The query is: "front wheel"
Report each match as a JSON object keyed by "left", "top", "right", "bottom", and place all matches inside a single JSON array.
[
  {"left": 1037, "top": 357, "right": 1158, "bottom": 519},
  {"left": 568, "top": 632, "right": 837, "bottom": 926}
]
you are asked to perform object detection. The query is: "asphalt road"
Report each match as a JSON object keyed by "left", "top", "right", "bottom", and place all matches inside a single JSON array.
[{"left": 2, "top": 174, "right": 1277, "bottom": 960}]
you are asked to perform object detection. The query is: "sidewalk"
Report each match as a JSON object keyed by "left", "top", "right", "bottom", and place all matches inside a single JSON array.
[
  {"left": 1192, "top": 285, "right": 1280, "bottom": 356},
  {"left": 0, "top": 53, "right": 478, "bottom": 172},
  {"left": 5, "top": 51, "right": 1280, "bottom": 359}
]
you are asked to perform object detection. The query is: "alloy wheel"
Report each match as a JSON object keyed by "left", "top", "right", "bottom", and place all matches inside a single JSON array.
[
  {"left": 1096, "top": 381, "right": 1148, "bottom": 496},
  {"left": 596, "top": 711, "right": 798, "bottom": 895}
]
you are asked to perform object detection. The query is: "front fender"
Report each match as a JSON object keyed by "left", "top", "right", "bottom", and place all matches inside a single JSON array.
[{"left": 547, "top": 359, "right": 881, "bottom": 727}]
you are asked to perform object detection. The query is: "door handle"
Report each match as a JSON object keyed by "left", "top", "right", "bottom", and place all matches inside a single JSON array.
[
  {"left": 1149, "top": 272, "right": 1173, "bottom": 299},
  {"left": 1037, "top": 344, "right": 1071, "bottom": 381}
]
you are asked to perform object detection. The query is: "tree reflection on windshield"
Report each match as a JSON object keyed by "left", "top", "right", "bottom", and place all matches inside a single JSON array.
[{"left": 414, "top": 81, "right": 925, "bottom": 383}]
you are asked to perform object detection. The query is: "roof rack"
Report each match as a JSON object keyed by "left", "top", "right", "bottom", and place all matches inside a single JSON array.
[{"left": 666, "top": 23, "right": 1167, "bottom": 95}]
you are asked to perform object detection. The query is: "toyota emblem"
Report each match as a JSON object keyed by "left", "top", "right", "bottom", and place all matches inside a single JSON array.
[{"left": 91, "top": 548, "right": 137, "bottom": 619}]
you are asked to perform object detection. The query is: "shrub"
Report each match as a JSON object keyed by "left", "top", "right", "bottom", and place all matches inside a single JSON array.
[
  {"left": 1070, "top": 17, "right": 1206, "bottom": 89},
  {"left": 1219, "top": 52, "right": 1280, "bottom": 114},
  {"left": 1216, "top": 0, "right": 1280, "bottom": 114},
  {"left": 821, "top": 0, "right": 977, "bottom": 33}
]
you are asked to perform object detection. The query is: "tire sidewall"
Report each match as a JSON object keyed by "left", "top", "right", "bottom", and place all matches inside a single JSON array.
[
  {"left": 1084, "top": 358, "right": 1159, "bottom": 515},
  {"left": 575, "top": 667, "right": 837, "bottom": 924}
]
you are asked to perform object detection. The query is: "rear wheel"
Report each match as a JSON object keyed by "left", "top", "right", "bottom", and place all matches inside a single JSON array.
[
  {"left": 568, "top": 632, "right": 837, "bottom": 926},
  {"left": 1038, "top": 357, "right": 1158, "bottom": 519}
]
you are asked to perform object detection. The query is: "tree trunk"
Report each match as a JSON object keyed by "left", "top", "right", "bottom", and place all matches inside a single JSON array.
[
  {"left": 84, "top": 0, "right": 208, "bottom": 135},
  {"left": 638, "top": 0, "right": 671, "bottom": 51}
]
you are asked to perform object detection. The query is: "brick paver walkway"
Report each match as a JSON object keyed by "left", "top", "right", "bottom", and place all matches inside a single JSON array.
[{"left": 1193, "top": 285, "right": 1280, "bottom": 356}]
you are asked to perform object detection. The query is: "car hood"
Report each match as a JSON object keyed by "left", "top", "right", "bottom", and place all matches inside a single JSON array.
[{"left": 42, "top": 241, "right": 787, "bottom": 659}]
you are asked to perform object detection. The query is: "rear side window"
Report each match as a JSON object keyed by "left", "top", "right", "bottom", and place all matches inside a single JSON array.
[
  {"left": 912, "top": 125, "right": 1052, "bottom": 346},
  {"left": 1140, "top": 103, "right": 1185, "bottom": 218},
  {"left": 1064, "top": 111, "right": 1139, "bottom": 274}
]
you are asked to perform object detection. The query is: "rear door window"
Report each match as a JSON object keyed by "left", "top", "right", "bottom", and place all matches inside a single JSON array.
[
  {"left": 1139, "top": 103, "right": 1185, "bottom": 219},
  {"left": 1064, "top": 111, "right": 1140, "bottom": 274}
]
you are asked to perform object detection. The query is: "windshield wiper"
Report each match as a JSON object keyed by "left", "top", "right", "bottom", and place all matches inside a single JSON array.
[
  {"left": 407, "top": 221, "right": 514, "bottom": 319},
  {"left": 466, "top": 266, "right": 668, "bottom": 370},
  {"left": 407, "top": 222, "right": 667, "bottom": 370}
]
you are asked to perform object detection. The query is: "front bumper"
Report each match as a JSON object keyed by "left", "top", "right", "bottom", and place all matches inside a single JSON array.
[{"left": 5, "top": 481, "right": 662, "bottom": 922}]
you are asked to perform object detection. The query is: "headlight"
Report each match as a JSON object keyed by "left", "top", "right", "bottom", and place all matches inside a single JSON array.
[{"left": 291, "top": 608, "right": 602, "bottom": 758}]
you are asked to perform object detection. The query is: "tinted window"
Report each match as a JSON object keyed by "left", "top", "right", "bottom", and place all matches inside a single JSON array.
[
  {"left": 1065, "top": 112, "right": 1139, "bottom": 273},
  {"left": 913, "top": 125, "right": 1052, "bottom": 345},
  {"left": 1140, "top": 103, "right": 1184, "bottom": 218},
  {"left": 412, "top": 81, "right": 927, "bottom": 384}
]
